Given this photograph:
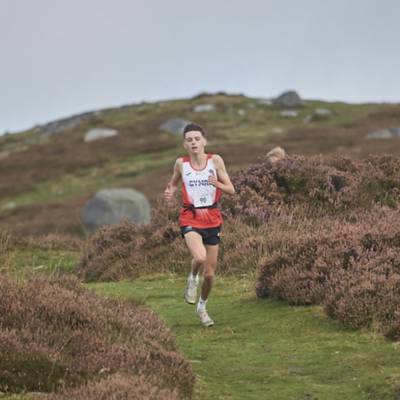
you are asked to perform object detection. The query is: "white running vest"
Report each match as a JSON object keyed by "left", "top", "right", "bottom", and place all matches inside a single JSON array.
[{"left": 182, "top": 157, "right": 217, "bottom": 208}]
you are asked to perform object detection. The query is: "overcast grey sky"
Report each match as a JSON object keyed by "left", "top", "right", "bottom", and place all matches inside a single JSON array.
[{"left": 1, "top": 0, "right": 399, "bottom": 133}]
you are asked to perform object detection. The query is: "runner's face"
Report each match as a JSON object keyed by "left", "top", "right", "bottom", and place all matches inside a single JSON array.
[
  {"left": 183, "top": 131, "right": 207, "bottom": 155},
  {"left": 268, "top": 154, "right": 284, "bottom": 165}
]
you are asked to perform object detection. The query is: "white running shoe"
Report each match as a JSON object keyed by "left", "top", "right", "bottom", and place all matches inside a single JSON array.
[
  {"left": 196, "top": 308, "right": 214, "bottom": 327},
  {"left": 184, "top": 274, "right": 199, "bottom": 304}
]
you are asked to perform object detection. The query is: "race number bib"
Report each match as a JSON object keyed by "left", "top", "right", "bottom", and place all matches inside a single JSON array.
[{"left": 194, "top": 193, "right": 213, "bottom": 207}]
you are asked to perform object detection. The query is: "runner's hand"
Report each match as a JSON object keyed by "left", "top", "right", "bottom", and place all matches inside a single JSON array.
[
  {"left": 164, "top": 183, "right": 175, "bottom": 201},
  {"left": 208, "top": 175, "right": 219, "bottom": 187}
]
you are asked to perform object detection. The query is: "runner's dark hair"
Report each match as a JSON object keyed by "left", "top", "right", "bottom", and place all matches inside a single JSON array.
[{"left": 182, "top": 123, "right": 206, "bottom": 138}]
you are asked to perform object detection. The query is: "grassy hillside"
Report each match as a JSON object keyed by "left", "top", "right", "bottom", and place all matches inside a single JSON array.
[{"left": 1, "top": 93, "right": 399, "bottom": 236}]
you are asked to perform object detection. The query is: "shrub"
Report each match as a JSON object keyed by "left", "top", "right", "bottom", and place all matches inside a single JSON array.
[
  {"left": 49, "top": 373, "right": 178, "bottom": 400},
  {"left": 76, "top": 201, "right": 188, "bottom": 282},
  {"left": 255, "top": 206, "right": 400, "bottom": 337},
  {"left": 0, "top": 274, "right": 194, "bottom": 397},
  {"left": 225, "top": 154, "right": 400, "bottom": 222},
  {"left": 255, "top": 221, "right": 359, "bottom": 305},
  {"left": 324, "top": 249, "right": 400, "bottom": 339}
]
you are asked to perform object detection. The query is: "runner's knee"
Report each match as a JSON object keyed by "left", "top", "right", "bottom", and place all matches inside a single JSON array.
[
  {"left": 194, "top": 253, "right": 207, "bottom": 265},
  {"left": 203, "top": 269, "right": 214, "bottom": 280}
]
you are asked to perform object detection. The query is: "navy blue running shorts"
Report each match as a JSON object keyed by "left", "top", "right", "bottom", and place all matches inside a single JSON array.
[{"left": 180, "top": 225, "right": 221, "bottom": 246}]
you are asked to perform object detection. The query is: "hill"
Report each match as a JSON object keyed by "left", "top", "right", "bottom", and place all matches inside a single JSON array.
[{"left": 0, "top": 92, "right": 399, "bottom": 237}]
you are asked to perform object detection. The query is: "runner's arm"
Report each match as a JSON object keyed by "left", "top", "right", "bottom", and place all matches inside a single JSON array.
[
  {"left": 164, "top": 158, "right": 182, "bottom": 201},
  {"left": 210, "top": 155, "right": 235, "bottom": 195}
]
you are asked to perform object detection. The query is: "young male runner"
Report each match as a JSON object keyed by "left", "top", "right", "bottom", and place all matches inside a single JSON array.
[{"left": 164, "top": 123, "right": 235, "bottom": 327}]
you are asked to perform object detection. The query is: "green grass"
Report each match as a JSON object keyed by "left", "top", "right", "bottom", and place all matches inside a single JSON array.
[
  {"left": 89, "top": 274, "right": 400, "bottom": 400},
  {"left": 4, "top": 249, "right": 79, "bottom": 279}
]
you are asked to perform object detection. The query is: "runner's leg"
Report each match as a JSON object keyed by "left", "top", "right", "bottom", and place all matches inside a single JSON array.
[
  {"left": 184, "top": 231, "right": 207, "bottom": 275},
  {"left": 201, "top": 244, "right": 219, "bottom": 300}
]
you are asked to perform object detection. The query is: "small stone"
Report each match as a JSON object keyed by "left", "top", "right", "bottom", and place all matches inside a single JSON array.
[
  {"left": 193, "top": 104, "right": 215, "bottom": 112},
  {"left": 389, "top": 127, "right": 400, "bottom": 137},
  {"left": 303, "top": 115, "right": 312, "bottom": 124},
  {"left": 312, "top": 108, "right": 332, "bottom": 120},
  {"left": 2, "top": 201, "right": 16, "bottom": 210},
  {"left": 84, "top": 128, "right": 118, "bottom": 143},
  {"left": 366, "top": 129, "right": 394, "bottom": 140},
  {"left": 257, "top": 99, "right": 273, "bottom": 106},
  {"left": 280, "top": 110, "right": 298, "bottom": 118}
]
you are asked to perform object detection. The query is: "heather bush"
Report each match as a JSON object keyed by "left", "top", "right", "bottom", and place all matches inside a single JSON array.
[
  {"left": 324, "top": 248, "right": 400, "bottom": 339},
  {"left": 49, "top": 373, "right": 178, "bottom": 400},
  {"left": 0, "top": 273, "right": 194, "bottom": 397},
  {"left": 77, "top": 201, "right": 188, "bottom": 282},
  {"left": 255, "top": 205, "right": 400, "bottom": 337},
  {"left": 225, "top": 154, "right": 400, "bottom": 223},
  {"left": 78, "top": 214, "right": 273, "bottom": 282},
  {"left": 255, "top": 219, "right": 360, "bottom": 305}
]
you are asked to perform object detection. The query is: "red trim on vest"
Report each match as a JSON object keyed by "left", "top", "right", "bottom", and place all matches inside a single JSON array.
[
  {"left": 181, "top": 179, "right": 191, "bottom": 205},
  {"left": 182, "top": 154, "right": 213, "bottom": 171}
]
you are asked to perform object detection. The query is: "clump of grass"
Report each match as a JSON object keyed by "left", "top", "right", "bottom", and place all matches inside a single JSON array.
[
  {"left": 13, "top": 233, "right": 83, "bottom": 252},
  {"left": 0, "top": 229, "right": 12, "bottom": 272}
]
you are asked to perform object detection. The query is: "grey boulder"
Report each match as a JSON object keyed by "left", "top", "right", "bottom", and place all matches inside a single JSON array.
[
  {"left": 159, "top": 118, "right": 192, "bottom": 135},
  {"left": 82, "top": 188, "right": 151, "bottom": 233},
  {"left": 84, "top": 128, "right": 118, "bottom": 142},
  {"left": 366, "top": 128, "right": 400, "bottom": 140},
  {"left": 38, "top": 111, "right": 102, "bottom": 135},
  {"left": 273, "top": 91, "right": 303, "bottom": 108}
]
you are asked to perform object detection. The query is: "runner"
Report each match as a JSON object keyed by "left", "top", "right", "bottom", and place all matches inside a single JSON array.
[
  {"left": 164, "top": 123, "right": 235, "bottom": 326},
  {"left": 265, "top": 146, "right": 286, "bottom": 166}
]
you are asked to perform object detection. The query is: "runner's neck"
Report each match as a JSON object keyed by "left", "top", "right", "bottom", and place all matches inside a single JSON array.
[{"left": 189, "top": 153, "right": 208, "bottom": 169}]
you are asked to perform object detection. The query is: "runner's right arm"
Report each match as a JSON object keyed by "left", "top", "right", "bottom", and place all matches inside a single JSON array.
[{"left": 164, "top": 158, "right": 182, "bottom": 201}]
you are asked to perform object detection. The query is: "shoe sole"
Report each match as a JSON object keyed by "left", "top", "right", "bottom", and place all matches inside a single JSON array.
[
  {"left": 196, "top": 310, "right": 214, "bottom": 327},
  {"left": 184, "top": 292, "right": 196, "bottom": 304}
]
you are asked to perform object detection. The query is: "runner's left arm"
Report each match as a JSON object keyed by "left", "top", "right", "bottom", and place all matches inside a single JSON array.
[
  {"left": 209, "top": 155, "right": 235, "bottom": 195},
  {"left": 164, "top": 158, "right": 182, "bottom": 201}
]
